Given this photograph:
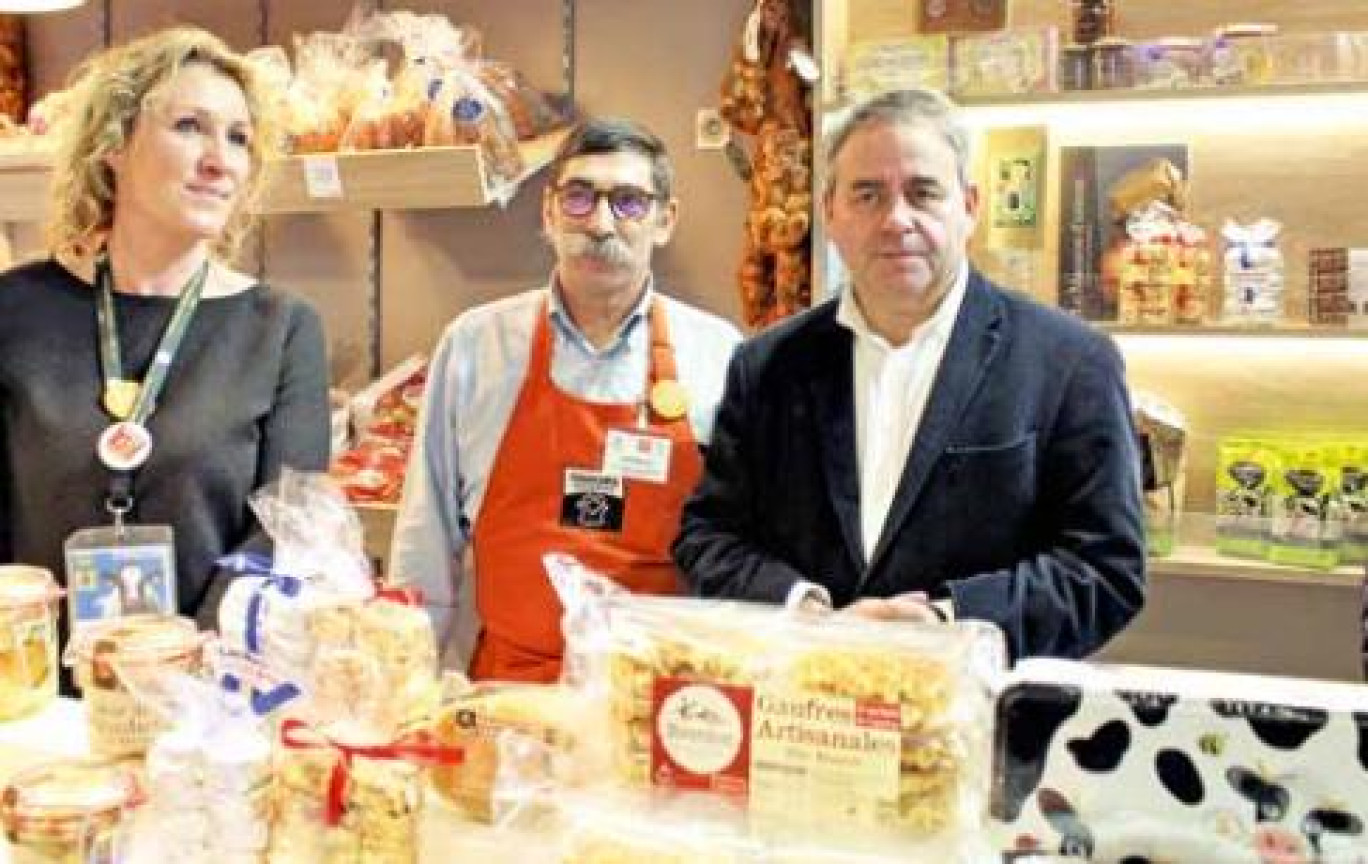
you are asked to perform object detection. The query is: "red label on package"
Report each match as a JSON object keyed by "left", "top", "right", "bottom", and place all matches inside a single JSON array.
[{"left": 650, "top": 677, "right": 753, "bottom": 799}]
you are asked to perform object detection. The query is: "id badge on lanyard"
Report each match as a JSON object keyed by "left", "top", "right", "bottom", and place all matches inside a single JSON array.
[{"left": 62, "top": 254, "right": 206, "bottom": 630}]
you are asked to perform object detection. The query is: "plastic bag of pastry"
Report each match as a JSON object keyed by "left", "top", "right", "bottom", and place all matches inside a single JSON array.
[
  {"left": 472, "top": 60, "right": 570, "bottom": 141},
  {"left": 423, "top": 63, "right": 525, "bottom": 201},
  {"left": 557, "top": 792, "right": 762, "bottom": 864},
  {"left": 122, "top": 671, "right": 273, "bottom": 862},
  {"left": 216, "top": 468, "right": 440, "bottom": 722},
  {"left": 270, "top": 694, "right": 463, "bottom": 864},
  {"left": 1132, "top": 392, "right": 1187, "bottom": 558},
  {"left": 423, "top": 672, "right": 587, "bottom": 825},
  {"left": 338, "top": 60, "right": 395, "bottom": 151},
  {"left": 283, "top": 31, "right": 369, "bottom": 154},
  {"left": 1222, "top": 218, "right": 1285, "bottom": 326},
  {"left": 548, "top": 553, "right": 1007, "bottom": 853}
]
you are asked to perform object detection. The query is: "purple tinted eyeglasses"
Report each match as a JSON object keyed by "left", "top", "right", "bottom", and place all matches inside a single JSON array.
[{"left": 554, "top": 180, "right": 658, "bottom": 221}]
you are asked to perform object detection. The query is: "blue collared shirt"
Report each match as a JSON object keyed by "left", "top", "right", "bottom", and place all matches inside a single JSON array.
[{"left": 389, "top": 279, "right": 742, "bottom": 666}]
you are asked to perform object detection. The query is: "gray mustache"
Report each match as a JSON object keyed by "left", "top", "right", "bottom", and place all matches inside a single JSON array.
[{"left": 562, "top": 233, "right": 632, "bottom": 265}]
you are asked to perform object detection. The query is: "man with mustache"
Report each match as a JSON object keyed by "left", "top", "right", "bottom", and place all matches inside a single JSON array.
[
  {"left": 390, "top": 117, "right": 741, "bottom": 681},
  {"left": 674, "top": 89, "right": 1146, "bottom": 661}
]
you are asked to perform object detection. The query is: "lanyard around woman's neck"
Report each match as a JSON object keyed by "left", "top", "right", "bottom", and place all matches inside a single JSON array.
[
  {"left": 94, "top": 252, "right": 210, "bottom": 524},
  {"left": 95, "top": 253, "right": 210, "bottom": 425}
]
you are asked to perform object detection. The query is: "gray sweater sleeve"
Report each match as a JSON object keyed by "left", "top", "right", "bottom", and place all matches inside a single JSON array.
[{"left": 194, "top": 301, "right": 332, "bottom": 628}]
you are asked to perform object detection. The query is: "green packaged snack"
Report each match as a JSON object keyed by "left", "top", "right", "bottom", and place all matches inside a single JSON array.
[
  {"left": 1215, "top": 437, "right": 1277, "bottom": 559},
  {"left": 1267, "top": 440, "right": 1341, "bottom": 570},
  {"left": 1338, "top": 441, "right": 1368, "bottom": 565}
]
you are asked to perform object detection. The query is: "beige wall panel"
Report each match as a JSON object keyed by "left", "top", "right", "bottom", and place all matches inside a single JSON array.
[
  {"left": 381, "top": 0, "right": 564, "bottom": 91},
  {"left": 263, "top": 214, "right": 375, "bottom": 388},
  {"left": 109, "top": 0, "right": 263, "bottom": 49},
  {"left": 379, "top": 187, "right": 555, "bottom": 368},
  {"left": 573, "top": 0, "right": 753, "bottom": 323},
  {"left": 263, "top": 0, "right": 367, "bottom": 42},
  {"left": 25, "top": 2, "right": 106, "bottom": 98}
]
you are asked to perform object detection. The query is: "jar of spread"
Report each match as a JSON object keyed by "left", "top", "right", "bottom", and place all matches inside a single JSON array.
[
  {"left": 1070, "top": 0, "right": 1114, "bottom": 45},
  {"left": 1092, "top": 38, "right": 1136, "bottom": 90},
  {"left": 0, "top": 566, "right": 61, "bottom": 721},
  {"left": 1059, "top": 44, "right": 1093, "bottom": 91},
  {"left": 69, "top": 615, "right": 203, "bottom": 759},
  {"left": 0, "top": 760, "right": 138, "bottom": 864}
]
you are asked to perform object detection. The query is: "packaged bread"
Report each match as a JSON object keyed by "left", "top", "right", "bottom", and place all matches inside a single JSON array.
[
  {"left": 550, "top": 554, "right": 1005, "bottom": 850},
  {"left": 425, "top": 677, "right": 584, "bottom": 824}
]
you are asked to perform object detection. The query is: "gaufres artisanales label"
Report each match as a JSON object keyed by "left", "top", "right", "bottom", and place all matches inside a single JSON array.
[{"left": 650, "top": 678, "right": 902, "bottom": 828}]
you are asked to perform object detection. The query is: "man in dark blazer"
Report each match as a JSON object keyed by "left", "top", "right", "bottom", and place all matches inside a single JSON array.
[{"left": 673, "top": 89, "right": 1145, "bottom": 661}]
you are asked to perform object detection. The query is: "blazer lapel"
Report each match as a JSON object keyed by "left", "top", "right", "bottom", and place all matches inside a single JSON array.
[
  {"left": 867, "top": 274, "right": 1005, "bottom": 573},
  {"left": 805, "top": 311, "right": 866, "bottom": 569}
]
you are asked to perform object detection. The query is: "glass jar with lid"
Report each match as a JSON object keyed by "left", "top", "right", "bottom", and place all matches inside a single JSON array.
[
  {"left": 1210, "top": 23, "right": 1279, "bottom": 85},
  {"left": 68, "top": 615, "right": 203, "bottom": 759},
  {"left": 1070, "top": 0, "right": 1115, "bottom": 45},
  {"left": 0, "top": 759, "right": 139, "bottom": 864},
  {"left": 1092, "top": 38, "right": 1136, "bottom": 90},
  {"left": 0, "top": 566, "right": 62, "bottom": 721}
]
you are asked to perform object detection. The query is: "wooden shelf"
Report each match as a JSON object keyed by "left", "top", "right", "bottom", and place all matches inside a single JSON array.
[
  {"left": 1152, "top": 544, "right": 1363, "bottom": 589},
  {"left": 955, "top": 79, "right": 1368, "bottom": 109},
  {"left": 1101, "top": 324, "right": 1368, "bottom": 338},
  {"left": 0, "top": 129, "right": 567, "bottom": 222}
]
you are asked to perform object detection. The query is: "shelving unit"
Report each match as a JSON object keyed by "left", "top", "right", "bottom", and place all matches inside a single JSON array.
[{"left": 0, "top": 129, "right": 569, "bottom": 221}]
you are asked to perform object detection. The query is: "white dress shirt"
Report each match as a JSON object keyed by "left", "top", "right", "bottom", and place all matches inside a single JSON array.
[
  {"left": 389, "top": 280, "right": 742, "bottom": 668},
  {"left": 787, "top": 264, "right": 968, "bottom": 612}
]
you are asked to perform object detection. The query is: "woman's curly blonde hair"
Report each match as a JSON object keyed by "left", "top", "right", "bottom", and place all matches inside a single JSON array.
[{"left": 45, "top": 26, "right": 282, "bottom": 261}]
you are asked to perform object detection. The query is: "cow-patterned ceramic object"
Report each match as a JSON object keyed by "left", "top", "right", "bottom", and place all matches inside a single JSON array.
[{"left": 992, "top": 659, "right": 1368, "bottom": 864}]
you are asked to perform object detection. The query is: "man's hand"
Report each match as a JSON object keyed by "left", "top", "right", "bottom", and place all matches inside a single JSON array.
[{"left": 841, "top": 592, "right": 942, "bottom": 623}]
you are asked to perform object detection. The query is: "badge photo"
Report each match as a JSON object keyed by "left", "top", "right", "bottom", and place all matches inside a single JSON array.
[{"left": 64, "top": 525, "right": 177, "bottom": 629}]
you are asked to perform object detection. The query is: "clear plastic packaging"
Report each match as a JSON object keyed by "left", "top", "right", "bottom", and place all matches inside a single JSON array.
[
  {"left": 64, "top": 615, "right": 203, "bottom": 759},
  {"left": 1134, "top": 37, "right": 1208, "bottom": 89},
  {"left": 1209, "top": 23, "right": 1278, "bottom": 86},
  {"left": 0, "top": 565, "right": 62, "bottom": 721},
  {"left": 129, "top": 673, "right": 273, "bottom": 861},
  {"left": 217, "top": 470, "right": 436, "bottom": 727},
  {"left": 425, "top": 676, "right": 585, "bottom": 824},
  {"left": 1222, "top": 218, "right": 1285, "bottom": 326},
  {"left": 550, "top": 554, "right": 1005, "bottom": 855},
  {"left": 0, "top": 760, "right": 139, "bottom": 864}
]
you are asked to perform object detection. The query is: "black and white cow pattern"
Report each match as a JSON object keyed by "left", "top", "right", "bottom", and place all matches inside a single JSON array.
[{"left": 993, "top": 666, "right": 1368, "bottom": 864}]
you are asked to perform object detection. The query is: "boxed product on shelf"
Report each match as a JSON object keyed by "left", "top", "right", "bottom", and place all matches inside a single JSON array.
[
  {"left": 1268, "top": 440, "right": 1343, "bottom": 570},
  {"left": 1215, "top": 436, "right": 1279, "bottom": 560},
  {"left": 1222, "top": 218, "right": 1286, "bottom": 327},
  {"left": 1340, "top": 442, "right": 1368, "bottom": 565},
  {"left": 551, "top": 555, "right": 1005, "bottom": 857},
  {"left": 842, "top": 37, "right": 949, "bottom": 101},
  {"left": 1309, "top": 246, "right": 1368, "bottom": 329},
  {"left": 994, "top": 659, "right": 1368, "bottom": 862},
  {"left": 1208, "top": 23, "right": 1279, "bottom": 86},
  {"left": 1264, "top": 32, "right": 1359, "bottom": 84},
  {"left": 949, "top": 27, "right": 1059, "bottom": 98}
]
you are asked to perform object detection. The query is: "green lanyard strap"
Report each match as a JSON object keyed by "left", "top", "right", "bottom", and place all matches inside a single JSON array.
[{"left": 95, "top": 254, "right": 210, "bottom": 426}]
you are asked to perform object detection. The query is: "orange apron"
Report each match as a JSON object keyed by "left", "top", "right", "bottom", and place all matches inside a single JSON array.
[{"left": 469, "top": 297, "right": 703, "bottom": 682}]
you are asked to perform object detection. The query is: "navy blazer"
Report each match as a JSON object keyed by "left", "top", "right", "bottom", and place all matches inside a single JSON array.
[{"left": 673, "top": 271, "right": 1146, "bottom": 660}]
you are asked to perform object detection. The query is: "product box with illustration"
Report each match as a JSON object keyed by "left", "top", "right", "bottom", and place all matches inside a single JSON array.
[{"left": 994, "top": 659, "right": 1368, "bottom": 862}]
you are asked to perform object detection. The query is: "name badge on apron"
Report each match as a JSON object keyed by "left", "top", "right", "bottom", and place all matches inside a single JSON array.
[
  {"left": 603, "top": 429, "right": 672, "bottom": 484},
  {"left": 561, "top": 468, "right": 625, "bottom": 532},
  {"left": 63, "top": 524, "right": 177, "bottom": 630}
]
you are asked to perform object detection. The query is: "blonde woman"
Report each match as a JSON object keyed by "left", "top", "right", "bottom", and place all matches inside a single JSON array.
[{"left": 0, "top": 27, "right": 329, "bottom": 653}]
